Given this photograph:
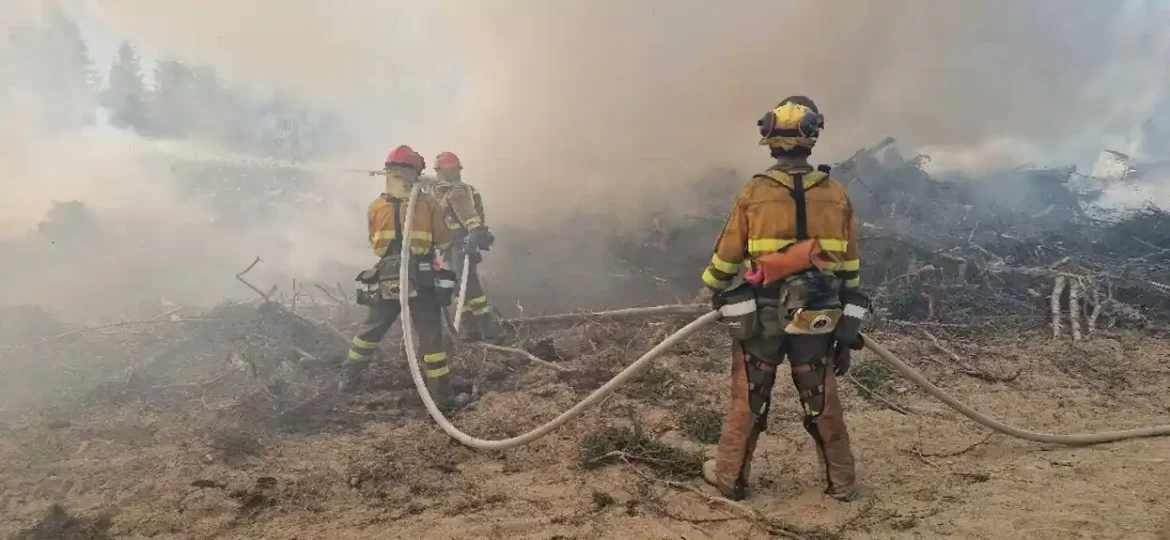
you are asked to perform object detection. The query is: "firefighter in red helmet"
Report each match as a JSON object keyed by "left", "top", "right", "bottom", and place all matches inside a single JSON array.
[
  {"left": 341, "top": 145, "right": 465, "bottom": 410},
  {"left": 424, "top": 151, "right": 503, "bottom": 342}
]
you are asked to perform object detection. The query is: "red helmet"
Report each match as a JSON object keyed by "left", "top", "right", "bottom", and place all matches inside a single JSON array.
[
  {"left": 434, "top": 151, "right": 462, "bottom": 171},
  {"left": 385, "top": 145, "right": 425, "bottom": 170}
]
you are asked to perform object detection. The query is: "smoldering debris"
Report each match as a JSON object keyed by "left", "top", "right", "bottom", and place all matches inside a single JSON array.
[
  {"left": 606, "top": 138, "right": 1170, "bottom": 334},
  {"left": 0, "top": 298, "right": 352, "bottom": 426},
  {"left": 0, "top": 172, "right": 1168, "bottom": 538},
  {"left": 3, "top": 137, "right": 1168, "bottom": 424}
]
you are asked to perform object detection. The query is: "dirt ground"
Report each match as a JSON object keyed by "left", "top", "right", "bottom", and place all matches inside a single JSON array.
[{"left": 2, "top": 306, "right": 1170, "bottom": 540}]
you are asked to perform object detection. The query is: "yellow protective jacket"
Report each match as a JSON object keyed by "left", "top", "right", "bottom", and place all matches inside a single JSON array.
[
  {"left": 702, "top": 159, "right": 861, "bottom": 292},
  {"left": 425, "top": 179, "right": 486, "bottom": 233},
  {"left": 368, "top": 191, "right": 452, "bottom": 258}
]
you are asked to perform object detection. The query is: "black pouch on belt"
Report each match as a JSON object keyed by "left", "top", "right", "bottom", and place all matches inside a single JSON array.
[
  {"left": 356, "top": 267, "right": 379, "bottom": 285},
  {"left": 412, "top": 258, "right": 436, "bottom": 290},
  {"left": 354, "top": 267, "right": 381, "bottom": 306},
  {"left": 433, "top": 267, "right": 456, "bottom": 306},
  {"left": 716, "top": 282, "right": 760, "bottom": 340}
]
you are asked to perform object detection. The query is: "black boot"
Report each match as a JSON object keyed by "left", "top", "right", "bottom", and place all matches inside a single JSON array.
[
  {"left": 458, "top": 317, "right": 484, "bottom": 342},
  {"left": 426, "top": 376, "right": 456, "bottom": 412},
  {"left": 474, "top": 312, "right": 505, "bottom": 343},
  {"left": 338, "top": 361, "right": 369, "bottom": 393}
]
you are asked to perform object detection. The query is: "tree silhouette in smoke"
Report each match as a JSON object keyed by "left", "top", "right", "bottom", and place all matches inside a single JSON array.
[
  {"left": 5, "top": 4, "right": 100, "bottom": 129},
  {"left": 103, "top": 41, "right": 149, "bottom": 131}
]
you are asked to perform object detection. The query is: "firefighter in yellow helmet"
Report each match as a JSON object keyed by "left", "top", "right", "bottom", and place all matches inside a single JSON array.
[
  {"left": 701, "top": 96, "right": 868, "bottom": 502},
  {"left": 340, "top": 145, "right": 464, "bottom": 411},
  {"left": 424, "top": 151, "right": 503, "bottom": 342}
]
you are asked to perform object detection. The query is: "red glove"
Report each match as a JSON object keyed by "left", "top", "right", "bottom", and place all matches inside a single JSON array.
[{"left": 743, "top": 265, "right": 764, "bottom": 286}]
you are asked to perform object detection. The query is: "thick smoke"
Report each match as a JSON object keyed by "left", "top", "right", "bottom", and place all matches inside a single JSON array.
[
  {"left": 6, "top": 1, "right": 1170, "bottom": 319},
  {"left": 438, "top": 0, "right": 1170, "bottom": 212},
  {"left": 0, "top": 2, "right": 374, "bottom": 319},
  {"left": 78, "top": 0, "right": 455, "bottom": 160},
  {"left": 78, "top": 0, "right": 1170, "bottom": 221}
]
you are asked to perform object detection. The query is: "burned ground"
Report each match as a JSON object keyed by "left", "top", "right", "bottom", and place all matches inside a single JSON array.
[
  {"left": 2, "top": 305, "right": 1170, "bottom": 539},
  {"left": 2, "top": 140, "right": 1170, "bottom": 539}
]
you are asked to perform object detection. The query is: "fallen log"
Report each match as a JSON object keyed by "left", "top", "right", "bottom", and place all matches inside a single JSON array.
[
  {"left": 506, "top": 304, "right": 708, "bottom": 325},
  {"left": 475, "top": 342, "right": 569, "bottom": 372}
]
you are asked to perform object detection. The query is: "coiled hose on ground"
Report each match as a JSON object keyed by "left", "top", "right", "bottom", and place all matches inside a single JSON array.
[{"left": 398, "top": 184, "right": 1170, "bottom": 451}]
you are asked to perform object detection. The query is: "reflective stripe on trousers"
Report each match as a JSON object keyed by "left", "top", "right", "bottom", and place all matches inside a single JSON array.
[
  {"left": 423, "top": 351, "right": 449, "bottom": 378},
  {"left": 344, "top": 296, "right": 448, "bottom": 381}
]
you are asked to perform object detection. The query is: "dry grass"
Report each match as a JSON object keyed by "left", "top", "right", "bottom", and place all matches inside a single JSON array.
[{"left": 3, "top": 302, "right": 1170, "bottom": 539}]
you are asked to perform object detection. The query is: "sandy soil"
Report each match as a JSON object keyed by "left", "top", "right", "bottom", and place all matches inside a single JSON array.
[{"left": 2, "top": 308, "right": 1169, "bottom": 540}]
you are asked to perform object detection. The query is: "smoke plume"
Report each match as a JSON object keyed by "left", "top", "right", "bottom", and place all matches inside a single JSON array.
[
  {"left": 80, "top": 0, "right": 1170, "bottom": 219},
  {"left": 5, "top": 0, "right": 1170, "bottom": 319}
]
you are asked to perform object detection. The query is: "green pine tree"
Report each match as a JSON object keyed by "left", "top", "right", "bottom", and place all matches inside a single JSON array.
[
  {"left": 47, "top": 7, "right": 99, "bottom": 92},
  {"left": 103, "top": 41, "right": 148, "bottom": 131}
]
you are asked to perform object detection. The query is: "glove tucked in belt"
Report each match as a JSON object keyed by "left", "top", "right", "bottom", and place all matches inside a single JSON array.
[{"left": 743, "top": 239, "right": 830, "bottom": 287}]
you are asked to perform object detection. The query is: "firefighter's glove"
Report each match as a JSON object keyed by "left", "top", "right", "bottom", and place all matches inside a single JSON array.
[
  {"left": 835, "top": 289, "right": 869, "bottom": 350},
  {"left": 468, "top": 227, "right": 495, "bottom": 251},
  {"left": 705, "top": 288, "right": 724, "bottom": 311},
  {"left": 466, "top": 250, "right": 483, "bottom": 265},
  {"left": 832, "top": 343, "right": 852, "bottom": 377}
]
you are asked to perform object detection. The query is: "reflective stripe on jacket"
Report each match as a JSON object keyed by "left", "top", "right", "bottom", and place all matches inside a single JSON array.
[
  {"left": 702, "top": 163, "right": 861, "bottom": 292},
  {"left": 368, "top": 192, "right": 452, "bottom": 258}
]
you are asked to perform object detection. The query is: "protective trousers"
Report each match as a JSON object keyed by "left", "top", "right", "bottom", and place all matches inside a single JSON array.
[
  {"left": 344, "top": 293, "right": 453, "bottom": 402},
  {"left": 711, "top": 334, "right": 857, "bottom": 500},
  {"left": 450, "top": 245, "right": 502, "bottom": 341}
]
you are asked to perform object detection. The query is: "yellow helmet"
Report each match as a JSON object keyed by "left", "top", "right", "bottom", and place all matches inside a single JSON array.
[{"left": 757, "top": 95, "right": 824, "bottom": 151}]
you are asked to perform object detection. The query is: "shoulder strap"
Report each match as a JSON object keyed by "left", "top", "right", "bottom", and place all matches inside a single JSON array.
[
  {"left": 389, "top": 196, "right": 404, "bottom": 256},
  {"left": 756, "top": 170, "right": 820, "bottom": 241},
  {"left": 791, "top": 173, "right": 808, "bottom": 240},
  {"left": 434, "top": 183, "right": 455, "bottom": 210},
  {"left": 755, "top": 169, "right": 829, "bottom": 190},
  {"left": 472, "top": 189, "right": 485, "bottom": 223},
  {"left": 391, "top": 198, "right": 403, "bottom": 237}
]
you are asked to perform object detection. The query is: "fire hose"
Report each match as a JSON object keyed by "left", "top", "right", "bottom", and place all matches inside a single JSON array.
[
  {"left": 451, "top": 253, "right": 472, "bottom": 332},
  {"left": 398, "top": 184, "right": 1170, "bottom": 451}
]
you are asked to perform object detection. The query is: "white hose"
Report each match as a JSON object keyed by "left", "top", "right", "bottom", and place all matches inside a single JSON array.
[
  {"left": 452, "top": 253, "right": 471, "bottom": 332},
  {"left": 400, "top": 182, "right": 721, "bottom": 450},
  {"left": 401, "top": 184, "right": 1170, "bottom": 450},
  {"left": 862, "top": 335, "right": 1170, "bottom": 444}
]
